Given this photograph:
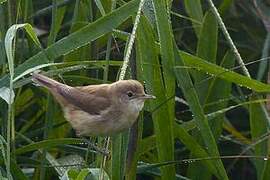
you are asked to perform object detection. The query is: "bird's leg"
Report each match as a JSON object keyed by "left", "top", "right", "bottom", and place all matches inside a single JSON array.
[{"left": 82, "top": 137, "right": 110, "bottom": 156}]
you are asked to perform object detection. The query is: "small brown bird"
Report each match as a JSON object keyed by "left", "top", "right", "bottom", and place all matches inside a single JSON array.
[{"left": 32, "top": 72, "right": 155, "bottom": 136}]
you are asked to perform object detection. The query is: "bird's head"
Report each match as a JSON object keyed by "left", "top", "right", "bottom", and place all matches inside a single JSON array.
[{"left": 110, "top": 80, "right": 155, "bottom": 113}]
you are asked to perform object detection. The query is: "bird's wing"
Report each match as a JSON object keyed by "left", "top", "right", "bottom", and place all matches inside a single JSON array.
[{"left": 56, "top": 85, "right": 111, "bottom": 115}]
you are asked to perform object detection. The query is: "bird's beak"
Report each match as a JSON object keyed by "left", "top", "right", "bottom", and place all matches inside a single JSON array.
[{"left": 140, "top": 94, "right": 156, "bottom": 99}]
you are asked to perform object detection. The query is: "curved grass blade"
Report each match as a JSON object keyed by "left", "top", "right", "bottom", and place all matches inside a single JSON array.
[
  {"left": 179, "top": 51, "right": 270, "bottom": 93},
  {"left": 174, "top": 42, "right": 229, "bottom": 179},
  {"left": 15, "top": 138, "right": 85, "bottom": 155}
]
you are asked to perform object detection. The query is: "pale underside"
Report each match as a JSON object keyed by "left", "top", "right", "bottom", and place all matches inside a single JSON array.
[{"left": 63, "top": 100, "right": 143, "bottom": 136}]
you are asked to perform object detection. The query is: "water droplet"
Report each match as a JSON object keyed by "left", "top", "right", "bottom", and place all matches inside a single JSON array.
[{"left": 264, "top": 157, "right": 268, "bottom": 161}]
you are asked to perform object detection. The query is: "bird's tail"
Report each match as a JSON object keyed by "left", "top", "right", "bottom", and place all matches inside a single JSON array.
[{"left": 32, "top": 72, "right": 60, "bottom": 89}]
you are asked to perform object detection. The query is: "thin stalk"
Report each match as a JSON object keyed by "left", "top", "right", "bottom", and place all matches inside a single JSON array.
[
  {"left": 7, "top": 82, "right": 13, "bottom": 179},
  {"left": 6, "top": 27, "right": 16, "bottom": 180},
  {"left": 206, "top": 0, "right": 251, "bottom": 77},
  {"left": 99, "top": 137, "right": 110, "bottom": 180},
  {"left": 119, "top": 0, "right": 146, "bottom": 80}
]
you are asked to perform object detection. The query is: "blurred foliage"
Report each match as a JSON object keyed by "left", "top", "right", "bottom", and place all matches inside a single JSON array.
[{"left": 0, "top": 0, "right": 270, "bottom": 179}]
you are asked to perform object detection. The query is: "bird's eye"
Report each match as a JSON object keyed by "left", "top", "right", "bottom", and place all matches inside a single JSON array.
[{"left": 127, "top": 91, "right": 134, "bottom": 97}]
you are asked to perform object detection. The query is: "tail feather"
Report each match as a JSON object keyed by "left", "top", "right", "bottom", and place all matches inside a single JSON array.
[
  {"left": 32, "top": 72, "right": 70, "bottom": 106},
  {"left": 32, "top": 72, "right": 60, "bottom": 89}
]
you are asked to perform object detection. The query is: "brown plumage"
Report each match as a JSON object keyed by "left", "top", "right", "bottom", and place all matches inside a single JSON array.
[{"left": 32, "top": 72, "right": 155, "bottom": 136}]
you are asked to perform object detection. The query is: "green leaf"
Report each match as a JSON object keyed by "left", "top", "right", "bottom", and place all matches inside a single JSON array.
[
  {"left": 136, "top": 14, "right": 175, "bottom": 178},
  {"left": 179, "top": 51, "right": 270, "bottom": 93},
  {"left": 189, "top": 12, "right": 221, "bottom": 177},
  {"left": 218, "top": 0, "right": 233, "bottom": 15},
  {"left": 0, "top": 158, "right": 28, "bottom": 180},
  {"left": 152, "top": 0, "right": 176, "bottom": 178},
  {"left": 174, "top": 123, "right": 219, "bottom": 177},
  {"left": 61, "top": 168, "right": 80, "bottom": 180},
  {"left": 174, "top": 42, "right": 228, "bottom": 179},
  {"left": 194, "top": 10, "right": 218, "bottom": 104},
  {"left": 88, "top": 168, "right": 110, "bottom": 180},
  {"left": 64, "top": 0, "right": 92, "bottom": 63},
  {"left": 184, "top": 0, "right": 203, "bottom": 36},
  {"left": 5, "top": 23, "right": 41, "bottom": 79},
  {"left": 47, "top": 0, "right": 67, "bottom": 46},
  {"left": 204, "top": 51, "right": 235, "bottom": 138},
  {"left": 15, "top": 138, "right": 85, "bottom": 155},
  {"left": 75, "top": 169, "right": 91, "bottom": 180},
  {"left": 249, "top": 96, "right": 270, "bottom": 180}
]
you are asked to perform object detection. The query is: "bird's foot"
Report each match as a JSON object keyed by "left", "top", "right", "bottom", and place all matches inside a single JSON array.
[{"left": 82, "top": 138, "right": 110, "bottom": 156}]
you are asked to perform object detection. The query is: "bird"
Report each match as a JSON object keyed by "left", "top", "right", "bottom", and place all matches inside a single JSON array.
[{"left": 32, "top": 72, "right": 155, "bottom": 137}]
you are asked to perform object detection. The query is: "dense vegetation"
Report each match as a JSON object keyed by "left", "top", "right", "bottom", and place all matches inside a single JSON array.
[{"left": 0, "top": 0, "right": 270, "bottom": 179}]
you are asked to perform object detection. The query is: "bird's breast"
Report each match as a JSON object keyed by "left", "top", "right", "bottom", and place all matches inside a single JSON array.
[{"left": 63, "top": 106, "right": 139, "bottom": 136}]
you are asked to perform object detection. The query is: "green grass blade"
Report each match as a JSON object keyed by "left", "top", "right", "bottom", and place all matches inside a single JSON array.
[
  {"left": 174, "top": 123, "right": 219, "bottom": 177},
  {"left": 152, "top": 0, "right": 176, "bottom": 178},
  {"left": 64, "top": 0, "right": 92, "bottom": 64},
  {"left": 0, "top": 158, "right": 27, "bottom": 180},
  {"left": 183, "top": 0, "right": 203, "bottom": 37},
  {"left": 188, "top": 51, "right": 234, "bottom": 179},
  {"left": 174, "top": 42, "right": 228, "bottom": 179},
  {"left": 47, "top": 0, "right": 66, "bottom": 46},
  {"left": 179, "top": 51, "right": 270, "bottom": 93},
  {"left": 4, "top": 22, "right": 42, "bottom": 179},
  {"left": 15, "top": 138, "right": 84, "bottom": 155},
  {"left": 194, "top": 11, "right": 218, "bottom": 104},
  {"left": 204, "top": 51, "right": 235, "bottom": 138},
  {"left": 249, "top": 96, "right": 270, "bottom": 180},
  {"left": 136, "top": 15, "right": 175, "bottom": 178},
  {"left": 218, "top": 0, "right": 233, "bottom": 15}
]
